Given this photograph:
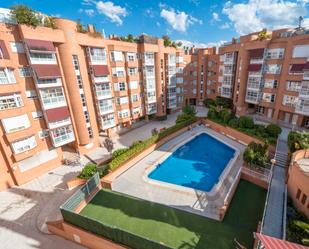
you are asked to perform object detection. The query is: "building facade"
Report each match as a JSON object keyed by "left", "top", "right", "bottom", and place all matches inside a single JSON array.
[
  {"left": 217, "top": 28, "right": 309, "bottom": 128},
  {"left": 0, "top": 15, "right": 218, "bottom": 190}
]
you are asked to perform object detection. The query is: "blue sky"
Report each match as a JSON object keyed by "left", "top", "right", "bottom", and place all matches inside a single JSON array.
[{"left": 2, "top": 0, "right": 309, "bottom": 47}]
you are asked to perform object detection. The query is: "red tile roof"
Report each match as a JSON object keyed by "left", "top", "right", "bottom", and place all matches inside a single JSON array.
[
  {"left": 33, "top": 65, "right": 61, "bottom": 79},
  {"left": 256, "top": 234, "right": 309, "bottom": 249}
]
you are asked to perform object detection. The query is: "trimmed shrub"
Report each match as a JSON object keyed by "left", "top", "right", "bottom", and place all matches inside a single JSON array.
[
  {"left": 156, "top": 115, "right": 167, "bottom": 121},
  {"left": 112, "top": 148, "right": 129, "bottom": 159},
  {"left": 238, "top": 116, "right": 254, "bottom": 129},
  {"left": 108, "top": 118, "right": 196, "bottom": 171},
  {"left": 207, "top": 106, "right": 218, "bottom": 120},
  {"left": 243, "top": 142, "right": 269, "bottom": 167},
  {"left": 182, "top": 105, "right": 197, "bottom": 116},
  {"left": 78, "top": 163, "right": 98, "bottom": 179},
  {"left": 176, "top": 113, "right": 194, "bottom": 124},
  {"left": 218, "top": 109, "right": 232, "bottom": 124},
  {"left": 215, "top": 96, "right": 232, "bottom": 109},
  {"left": 203, "top": 98, "right": 216, "bottom": 108},
  {"left": 266, "top": 124, "right": 282, "bottom": 138},
  {"left": 228, "top": 117, "right": 239, "bottom": 128}
]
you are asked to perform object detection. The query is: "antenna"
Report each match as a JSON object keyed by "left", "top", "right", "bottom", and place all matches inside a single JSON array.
[{"left": 298, "top": 16, "right": 304, "bottom": 29}]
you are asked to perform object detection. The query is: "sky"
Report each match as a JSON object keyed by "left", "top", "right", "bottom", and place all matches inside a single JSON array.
[{"left": 2, "top": 0, "right": 309, "bottom": 47}]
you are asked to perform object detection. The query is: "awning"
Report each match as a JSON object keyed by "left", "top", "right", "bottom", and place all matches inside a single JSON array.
[
  {"left": 256, "top": 234, "right": 309, "bottom": 249},
  {"left": 45, "top": 106, "right": 70, "bottom": 122},
  {"left": 303, "top": 62, "right": 309, "bottom": 71},
  {"left": 249, "top": 48, "right": 265, "bottom": 59},
  {"left": 24, "top": 39, "right": 55, "bottom": 52},
  {"left": 248, "top": 64, "right": 262, "bottom": 72},
  {"left": 290, "top": 64, "right": 305, "bottom": 73},
  {"left": 0, "top": 40, "right": 10, "bottom": 59},
  {"left": 32, "top": 64, "right": 61, "bottom": 79},
  {"left": 93, "top": 65, "right": 109, "bottom": 76}
]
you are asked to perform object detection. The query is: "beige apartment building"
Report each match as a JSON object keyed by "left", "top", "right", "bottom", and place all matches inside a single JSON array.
[{"left": 0, "top": 14, "right": 218, "bottom": 190}]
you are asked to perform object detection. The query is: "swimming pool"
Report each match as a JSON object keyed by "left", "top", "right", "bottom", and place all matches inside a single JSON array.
[{"left": 148, "top": 133, "right": 236, "bottom": 192}]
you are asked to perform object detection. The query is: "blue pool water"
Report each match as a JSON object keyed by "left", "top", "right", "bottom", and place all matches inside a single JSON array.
[{"left": 148, "top": 133, "right": 235, "bottom": 192}]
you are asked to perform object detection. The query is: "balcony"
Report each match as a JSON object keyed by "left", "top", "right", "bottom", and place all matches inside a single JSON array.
[
  {"left": 295, "top": 100, "right": 309, "bottom": 115},
  {"left": 221, "top": 86, "right": 233, "bottom": 98},
  {"left": 36, "top": 77, "right": 62, "bottom": 88},
  {"left": 50, "top": 126, "right": 75, "bottom": 147},
  {"left": 143, "top": 54, "right": 155, "bottom": 65},
  {"left": 101, "top": 114, "right": 116, "bottom": 130},
  {"left": 246, "top": 91, "right": 261, "bottom": 104},
  {"left": 146, "top": 104, "right": 157, "bottom": 114},
  {"left": 29, "top": 52, "right": 57, "bottom": 65},
  {"left": 99, "top": 104, "right": 114, "bottom": 115}
]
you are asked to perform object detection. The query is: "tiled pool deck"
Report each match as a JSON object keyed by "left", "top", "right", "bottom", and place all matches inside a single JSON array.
[{"left": 112, "top": 125, "right": 246, "bottom": 220}]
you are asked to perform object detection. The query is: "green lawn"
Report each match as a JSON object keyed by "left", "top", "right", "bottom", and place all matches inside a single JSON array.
[{"left": 80, "top": 180, "right": 266, "bottom": 249}]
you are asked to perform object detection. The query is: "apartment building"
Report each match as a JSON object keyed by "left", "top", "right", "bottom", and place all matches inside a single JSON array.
[
  {"left": 1, "top": 13, "right": 215, "bottom": 190},
  {"left": 218, "top": 28, "right": 309, "bottom": 128}
]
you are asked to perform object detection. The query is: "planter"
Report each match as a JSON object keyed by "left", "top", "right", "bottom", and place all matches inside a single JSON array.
[{"left": 66, "top": 178, "right": 87, "bottom": 190}]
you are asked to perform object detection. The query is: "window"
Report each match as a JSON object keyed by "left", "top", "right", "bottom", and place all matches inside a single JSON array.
[
  {"left": 0, "top": 93, "right": 23, "bottom": 110},
  {"left": 266, "top": 48, "right": 284, "bottom": 59},
  {"left": 25, "top": 90, "right": 37, "bottom": 99},
  {"left": 39, "top": 88, "right": 66, "bottom": 107},
  {"left": 18, "top": 67, "right": 31, "bottom": 77},
  {"left": 2, "top": 114, "right": 31, "bottom": 133},
  {"left": 132, "top": 107, "right": 140, "bottom": 115},
  {"left": 98, "top": 99, "right": 113, "bottom": 113},
  {"left": 102, "top": 113, "right": 115, "bottom": 126},
  {"left": 37, "top": 78, "right": 61, "bottom": 85},
  {"left": 129, "top": 81, "right": 138, "bottom": 89},
  {"left": 293, "top": 45, "right": 309, "bottom": 58},
  {"left": 10, "top": 42, "right": 24, "bottom": 53},
  {"left": 112, "top": 67, "right": 125, "bottom": 77},
  {"left": 110, "top": 51, "right": 123, "bottom": 62},
  {"left": 89, "top": 47, "right": 106, "bottom": 64},
  {"left": 118, "top": 109, "right": 129, "bottom": 118},
  {"left": 128, "top": 67, "right": 137, "bottom": 76},
  {"left": 38, "top": 130, "right": 49, "bottom": 139},
  {"left": 51, "top": 126, "right": 74, "bottom": 144},
  {"left": 264, "top": 79, "right": 278, "bottom": 89},
  {"left": 116, "top": 96, "right": 128, "bottom": 105},
  {"left": 127, "top": 52, "right": 136, "bottom": 62},
  {"left": 0, "top": 68, "right": 16, "bottom": 84},
  {"left": 286, "top": 81, "right": 301, "bottom": 92},
  {"left": 114, "top": 82, "right": 126, "bottom": 91},
  {"left": 265, "top": 64, "right": 281, "bottom": 74},
  {"left": 29, "top": 52, "right": 56, "bottom": 63},
  {"left": 283, "top": 95, "right": 297, "bottom": 107},
  {"left": 263, "top": 93, "right": 276, "bottom": 103},
  {"left": 95, "top": 83, "right": 111, "bottom": 97},
  {"left": 32, "top": 111, "right": 43, "bottom": 120},
  {"left": 11, "top": 135, "right": 37, "bottom": 154},
  {"left": 131, "top": 94, "right": 139, "bottom": 102},
  {"left": 296, "top": 189, "right": 302, "bottom": 200},
  {"left": 301, "top": 194, "right": 307, "bottom": 205}
]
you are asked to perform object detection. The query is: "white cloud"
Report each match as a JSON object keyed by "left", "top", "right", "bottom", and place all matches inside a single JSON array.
[
  {"left": 160, "top": 7, "right": 202, "bottom": 32},
  {"left": 176, "top": 39, "right": 226, "bottom": 49},
  {"left": 220, "top": 22, "right": 230, "bottom": 29},
  {"left": 96, "top": 1, "right": 127, "bottom": 25},
  {"left": 85, "top": 9, "right": 95, "bottom": 17},
  {"left": 212, "top": 12, "right": 220, "bottom": 22},
  {"left": 223, "top": 0, "right": 309, "bottom": 35}
]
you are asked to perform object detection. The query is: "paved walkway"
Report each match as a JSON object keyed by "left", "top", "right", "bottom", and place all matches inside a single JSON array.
[
  {"left": 87, "top": 106, "right": 208, "bottom": 163},
  {"left": 112, "top": 125, "right": 245, "bottom": 220},
  {"left": 0, "top": 163, "right": 86, "bottom": 249}
]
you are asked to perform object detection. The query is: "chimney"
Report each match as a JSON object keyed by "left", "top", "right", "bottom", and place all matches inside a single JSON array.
[{"left": 87, "top": 24, "right": 95, "bottom": 33}]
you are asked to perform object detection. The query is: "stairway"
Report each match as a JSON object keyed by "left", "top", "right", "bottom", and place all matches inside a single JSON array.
[{"left": 274, "top": 151, "right": 288, "bottom": 168}]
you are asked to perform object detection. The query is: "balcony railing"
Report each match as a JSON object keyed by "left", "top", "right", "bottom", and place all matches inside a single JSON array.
[
  {"left": 96, "top": 90, "right": 112, "bottom": 99},
  {"left": 102, "top": 119, "right": 116, "bottom": 129},
  {"left": 295, "top": 103, "right": 309, "bottom": 115},
  {"left": 51, "top": 128, "right": 75, "bottom": 147},
  {"left": 99, "top": 105, "right": 114, "bottom": 115}
]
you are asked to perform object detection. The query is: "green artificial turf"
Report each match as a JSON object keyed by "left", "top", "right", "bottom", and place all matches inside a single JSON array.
[{"left": 80, "top": 180, "right": 266, "bottom": 249}]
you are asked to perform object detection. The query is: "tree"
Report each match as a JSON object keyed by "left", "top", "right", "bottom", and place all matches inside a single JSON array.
[
  {"left": 10, "top": 4, "right": 40, "bottom": 27},
  {"left": 103, "top": 138, "right": 114, "bottom": 154},
  {"left": 43, "top": 16, "right": 57, "bottom": 29},
  {"left": 203, "top": 98, "right": 216, "bottom": 108},
  {"left": 176, "top": 113, "right": 194, "bottom": 124},
  {"left": 266, "top": 124, "right": 282, "bottom": 138},
  {"left": 288, "top": 131, "right": 309, "bottom": 152},
  {"left": 127, "top": 34, "right": 134, "bottom": 42},
  {"left": 218, "top": 109, "right": 231, "bottom": 124},
  {"left": 238, "top": 116, "right": 254, "bottom": 129},
  {"left": 243, "top": 142, "right": 269, "bottom": 168},
  {"left": 76, "top": 18, "right": 87, "bottom": 33},
  {"left": 151, "top": 128, "right": 158, "bottom": 136},
  {"left": 182, "top": 105, "right": 197, "bottom": 117}
]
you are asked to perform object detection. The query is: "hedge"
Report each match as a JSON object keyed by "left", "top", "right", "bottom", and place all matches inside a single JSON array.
[{"left": 108, "top": 118, "right": 197, "bottom": 171}]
